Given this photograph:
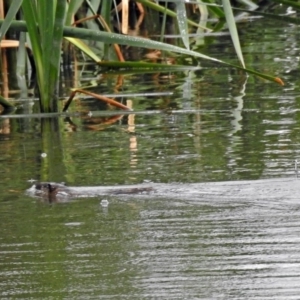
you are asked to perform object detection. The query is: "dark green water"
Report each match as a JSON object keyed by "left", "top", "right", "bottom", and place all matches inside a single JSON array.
[{"left": 1, "top": 18, "right": 300, "bottom": 298}]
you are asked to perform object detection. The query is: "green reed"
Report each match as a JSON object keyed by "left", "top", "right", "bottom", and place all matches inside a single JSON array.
[{"left": 0, "top": 0, "right": 284, "bottom": 113}]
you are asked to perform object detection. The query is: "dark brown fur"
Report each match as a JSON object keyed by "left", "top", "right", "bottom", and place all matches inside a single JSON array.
[
  {"left": 33, "top": 182, "right": 69, "bottom": 203},
  {"left": 31, "top": 182, "right": 153, "bottom": 202}
]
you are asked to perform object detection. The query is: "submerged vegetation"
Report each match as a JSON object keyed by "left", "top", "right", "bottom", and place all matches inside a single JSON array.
[{"left": 0, "top": 0, "right": 293, "bottom": 114}]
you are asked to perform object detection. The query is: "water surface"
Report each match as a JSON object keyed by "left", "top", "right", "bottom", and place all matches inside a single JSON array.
[{"left": 1, "top": 18, "right": 300, "bottom": 299}]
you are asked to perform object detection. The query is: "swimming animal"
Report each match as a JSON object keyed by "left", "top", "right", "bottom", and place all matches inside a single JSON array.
[
  {"left": 27, "top": 181, "right": 154, "bottom": 202},
  {"left": 26, "top": 177, "right": 300, "bottom": 203}
]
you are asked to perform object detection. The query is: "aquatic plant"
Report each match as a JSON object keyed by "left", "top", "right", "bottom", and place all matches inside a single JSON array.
[{"left": 0, "top": 0, "right": 284, "bottom": 113}]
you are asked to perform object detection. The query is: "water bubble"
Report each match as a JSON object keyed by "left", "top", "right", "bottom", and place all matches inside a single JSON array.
[
  {"left": 27, "top": 178, "right": 36, "bottom": 183},
  {"left": 143, "top": 179, "right": 152, "bottom": 183},
  {"left": 100, "top": 199, "right": 109, "bottom": 207},
  {"left": 64, "top": 222, "right": 82, "bottom": 226}
]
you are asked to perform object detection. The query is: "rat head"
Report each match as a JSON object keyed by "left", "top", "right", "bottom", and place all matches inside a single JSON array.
[
  {"left": 35, "top": 183, "right": 56, "bottom": 193},
  {"left": 27, "top": 182, "right": 68, "bottom": 202}
]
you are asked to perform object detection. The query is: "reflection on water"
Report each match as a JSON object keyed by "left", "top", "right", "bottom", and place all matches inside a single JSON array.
[{"left": 1, "top": 19, "right": 300, "bottom": 298}]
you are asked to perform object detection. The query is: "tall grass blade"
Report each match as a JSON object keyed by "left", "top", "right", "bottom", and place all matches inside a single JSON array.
[
  {"left": 176, "top": 1, "right": 190, "bottom": 50},
  {"left": 201, "top": 0, "right": 224, "bottom": 18},
  {"left": 0, "top": 0, "right": 22, "bottom": 40},
  {"left": 159, "top": 2, "right": 167, "bottom": 43},
  {"left": 222, "top": 0, "right": 245, "bottom": 68},
  {"left": 100, "top": 0, "right": 112, "bottom": 23},
  {"left": 48, "top": 0, "right": 67, "bottom": 111},
  {"left": 65, "top": 37, "right": 101, "bottom": 62},
  {"left": 0, "top": 19, "right": 283, "bottom": 85},
  {"left": 137, "top": 0, "right": 204, "bottom": 29},
  {"left": 101, "top": 0, "right": 114, "bottom": 58},
  {"left": 16, "top": 32, "right": 28, "bottom": 97},
  {"left": 62, "top": 26, "right": 283, "bottom": 84},
  {"left": 97, "top": 61, "right": 201, "bottom": 70},
  {"left": 66, "top": 0, "right": 84, "bottom": 25},
  {"left": 21, "top": 0, "right": 44, "bottom": 99},
  {"left": 21, "top": 0, "right": 66, "bottom": 112},
  {"left": 86, "top": 0, "right": 102, "bottom": 31},
  {"left": 37, "top": 0, "right": 54, "bottom": 106}
]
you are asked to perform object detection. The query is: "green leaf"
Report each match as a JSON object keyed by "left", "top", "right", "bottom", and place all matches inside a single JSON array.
[
  {"left": 0, "top": 20, "right": 284, "bottom": 85},
  {"left": 48, "top": 0, "right": 67, "bottom": 101},
  {"left": 66, "top": 0, "right": 84, "bottom": 25},
  {"left": 38, "top": 0, "right": 54, "bottom": 96},
  {"left": 98, "top": 61, "right": 200, "bottom": 71},
  {"left": 21, "top": 0, "right": 66, "bottom": 112},
  {"left": 0, "top": 0, "right": 22, "bottom": 41},
  {"left": 137, "top": 0, "right": 203, "bottom": 29},
  {"left": 222, "top": 0, "right": 245, "bottom": 68},
  {"left": 176, "top": 1, "right": 190, "bottom": 50},
  {"left": 65, "top": 37, "right": 101, "bottom": 62},
  {"left": 201, "top": 0, "right": 225, "bottom": 18},
  {"left": 16, "top": 32, "right": 28, "bottom": 97},
  {"left": 22, "top": 0, "right": 44, "bottom": 99}
]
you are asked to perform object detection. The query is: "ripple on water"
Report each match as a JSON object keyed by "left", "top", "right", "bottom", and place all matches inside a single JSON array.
[{"left": 134, "top": 196, "right": 300, "bottom": 299}]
